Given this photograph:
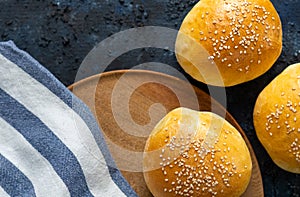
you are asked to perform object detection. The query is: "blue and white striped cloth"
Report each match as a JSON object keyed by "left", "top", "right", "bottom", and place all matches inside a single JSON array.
[{"left": 0, "top": 41, "right": 137, "bottom": 197}]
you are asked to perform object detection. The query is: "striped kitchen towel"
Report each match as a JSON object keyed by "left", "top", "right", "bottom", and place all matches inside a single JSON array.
[{"left": 0, "top": 41, "right": 137, "bottom": 197}]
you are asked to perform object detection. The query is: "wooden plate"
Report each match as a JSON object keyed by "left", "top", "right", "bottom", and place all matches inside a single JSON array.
[{"left": 69, "top": 70, "right": 263, "bottom": 197}]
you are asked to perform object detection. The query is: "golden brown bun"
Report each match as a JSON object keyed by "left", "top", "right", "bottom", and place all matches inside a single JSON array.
[
  {"left": 175, "top": 0, "right": 282, "bottom": 87},
  {"left": 143, "top": 107, "right": 252, "bottom": 196},
  {"left": 253, "top": 63, "right": 300, "bottom": 174}
]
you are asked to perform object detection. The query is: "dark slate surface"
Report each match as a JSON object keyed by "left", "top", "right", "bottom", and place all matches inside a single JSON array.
[{"left": 0, "top": 0, "right": 299, "bottom": 196}]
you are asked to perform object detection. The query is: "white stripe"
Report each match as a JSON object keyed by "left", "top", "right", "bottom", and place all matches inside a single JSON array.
[
  {"left": 0, "top": 54, "right": 125, "bottom": 196},
  {"left": 0, "top": 117, "right": 70, "bottom": 197},
  {"left": 0, "top": 186, "right": 10, "bottom": 197}
]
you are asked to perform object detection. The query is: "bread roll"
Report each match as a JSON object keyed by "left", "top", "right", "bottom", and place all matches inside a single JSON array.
[
  {"left": 175, "top": 0, "right": 282, "bottom": 86},
  {"left": 143, "top": 107, "right": 252, "bottom": 196},
  {"left": 253, "top": 63, "right": 300, "bottom": 174}
]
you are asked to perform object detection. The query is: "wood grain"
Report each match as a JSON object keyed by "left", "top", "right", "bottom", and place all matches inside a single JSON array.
[{"left": 69, "top": 70, "right": 263, "bottom": 197}]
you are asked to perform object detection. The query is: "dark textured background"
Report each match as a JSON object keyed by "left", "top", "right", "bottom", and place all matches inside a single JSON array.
[{"left": 0, "top": 0, "right": 299, "bottom": 196}]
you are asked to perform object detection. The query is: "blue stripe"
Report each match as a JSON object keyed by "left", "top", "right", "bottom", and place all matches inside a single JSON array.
[
  {"left": 0, "top": 154, "right": 36, "bottom": 197},
  {"left": 0, "top": 89, "right": 93, "bottom": 197},
  {"left": 0, "top": 41, "right": 137, "bottom": 197}
]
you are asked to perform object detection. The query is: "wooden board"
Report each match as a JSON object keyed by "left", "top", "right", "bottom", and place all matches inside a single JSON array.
[{"left": 69, "top": 70, "right": 263, "bottom": 197}]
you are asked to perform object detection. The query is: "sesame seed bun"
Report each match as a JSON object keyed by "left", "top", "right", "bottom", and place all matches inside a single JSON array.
[
  {"left": 175, "top": 0, "right": 282, "bottom": 87},
  {"left": 143, "top": 107, "right": 252, "bottom": 196},
  {"left": 253, "top": 63, "right": 300, "bottom": 174}
]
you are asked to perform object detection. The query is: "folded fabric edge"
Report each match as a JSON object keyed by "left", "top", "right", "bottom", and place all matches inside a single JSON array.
[{"left": 0, "top": 41, "right": 138, "bottom": 197}]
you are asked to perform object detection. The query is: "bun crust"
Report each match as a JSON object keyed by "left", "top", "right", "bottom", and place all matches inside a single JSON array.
[
  {"left": 253, "top": 63, "right": 300, "bottom": 173},
  {"left": 175, "top": 0, "right": 282, "bottom": 86},
  {"left": 143, "top": 108, "right": 252, "bottom": 196}
]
